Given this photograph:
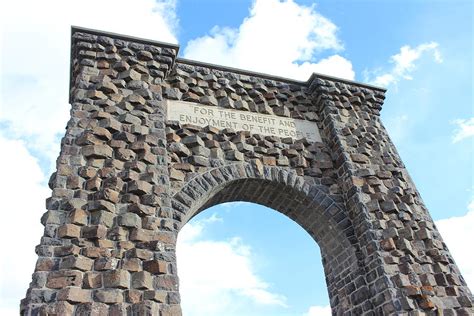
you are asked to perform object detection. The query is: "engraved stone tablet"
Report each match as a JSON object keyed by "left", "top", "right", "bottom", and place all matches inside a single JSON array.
[{"left": 166, "top": 100, "right": 322, "bottom": 142}]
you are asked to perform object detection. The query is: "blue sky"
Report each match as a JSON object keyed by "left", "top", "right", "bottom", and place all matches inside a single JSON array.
[{"left": 0, "top": 0, "right": 472, "bottom": 315}]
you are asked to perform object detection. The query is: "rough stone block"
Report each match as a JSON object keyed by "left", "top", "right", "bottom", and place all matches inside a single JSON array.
[
  {"left": 82, "top": 145, "right": 113, "bottom": 159},
  {"left": 119, "top": 213, "right": 142, "bottom": 228},
  {"left": 58, "top": 287, "right": 92, "bottom": 303},
  {"left": 132, "top": 271, "right": 153, "bottom": 289},
  {"left": 188, "top": 156, "right": 209, "bottom": 166},
  {"left": 46, "top": 270, "right": 83, "bottom": 289},
  {"left": 82, "top": 225, "right": 107, "bottom": 239},
  {"left": 103, "top": 269, "right": 131, "bottom": 289},
  {"left": 128, "top": 180, "right": 153, "bottom": 195},
  {"left": 143, "top": 259, "right": 168, "bottom": 275},
  {"left": 57, "top": 224, "right": 81, "bottom": 238},
  {"left": 94, "top": 289, "right": 124, "bottom": 303},
  {"left": 83, "top": 272, "right": 102, "bottom": 289},
  {"left": 75, "top": 302, "right": 109, "bottom": 316},
  {"left": 60, "top": 255, "right": 94, "bottom": 271}
]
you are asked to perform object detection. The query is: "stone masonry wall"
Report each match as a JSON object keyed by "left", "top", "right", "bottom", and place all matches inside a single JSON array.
[{"left": 21, "top": 27, "right": 473, "bottom": 315}]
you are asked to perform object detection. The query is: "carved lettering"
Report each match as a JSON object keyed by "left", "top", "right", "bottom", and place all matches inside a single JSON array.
[{"left": 167, "top": 100, "right": 322, "bottom": 142}]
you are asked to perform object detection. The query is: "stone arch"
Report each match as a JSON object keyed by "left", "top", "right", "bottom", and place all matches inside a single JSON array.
[
  {"left": 171, "top": 162, "right": 368, "bottom": 312},
  {"left": 21, "top": 27, "right": 473, "bottom": 316}
]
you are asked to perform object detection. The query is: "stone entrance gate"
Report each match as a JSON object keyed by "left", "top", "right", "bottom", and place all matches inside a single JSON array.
[{"left": 21, "top": 27, "right": 473, "bottom": 315}]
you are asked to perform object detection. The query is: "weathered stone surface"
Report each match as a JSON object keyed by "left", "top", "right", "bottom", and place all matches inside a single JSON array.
[
  {"left": 132, "top": 271, "right": 153, "bottom": 289},
  {"left": 103, "top": 269, "right": 130, "bottom": 289},
  {"left": 57, "top": 287, "right": 92, "bottom": 303},
  {"left": 143, "top": 259, "right": 168, "bottom": 275},
  {"left": 46, "top": 270, "right": 83, "bottom": 289},
  {"left": 94, "top": 289, "right": 124, "bottom": 303}
]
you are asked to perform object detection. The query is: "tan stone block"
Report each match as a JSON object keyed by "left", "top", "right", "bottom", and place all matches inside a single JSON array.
[
  {"left": 82, "top": 225, "right": 107, "bottom": 239},
  {"left": 83, "top": 272, "right": 102, "bottom": 289},
  {"left": 82, "top": 144, "right": 113, "bottom": 159},
  {"left": 94, "top": 289, "right": 124, "bottom": 303},
  {"left": 126, "top": 289, "right": 142, "bottom": 303},
  {"left": 116, "top": 148, "right": 136, "bottom": 161},
  {"left": 172, "top": 162, "right": 195, "bottom": 172},
  {"left": 117, "top": 241, "right": 135, "bottom": 250},
  {"left": 154, "top": 232, "right": 176, "bottom": 245},
  {"left": 132, "top": 271, "right": 153, "bottom": 289},
  {"left": 60, "top": 255, "right": 94, "bottom": 271},
  {"left": 167, "top": 132, "right": 181, "bottom": 143},
  {"left": 128, "top": 180, "right": 153, "bottom": 195},
  {"left": 58, "top": 224, "right": 81, "bottom": 238},
  {"left": 88, "top": 199, "right": 116, "bottom": 213},
  {"left": 143, "top": 260, "right": 168, "bottom": 275},
  {"left": 54, "top": 245, "right": 81, "bottom": 257},
  {"left": 75, "top": 302, "right": 109, "bottom": 315},
  {"left": 103, "top": 269, "right": 130, "bottom": 289},
  {"left": 160, "top": 304, "right": 182, "bottom": 316},
  {"left": 39, "top": 301, "right": 74, "bottom": 315},
  {"left": 131, "top": 301, "right": 159, "bottom": 315},
  {"left": 155, "top": 275, "right": 179, "bottom": 291},
  {"left": 85, "top": 176, "right": 102, "bottom": 191},
  {"left": 68, "top": 208, "right": 89, "bottom": 226},
  {"left": 128, "top": 203, "right": 154, "bottom": 216},
  {"left": 58, "top": 287, "right": 92, "bottom": 303},
  {"left": 47, "top": 270, "right": 83, "bottom": 289},
  {"left": 96, "top": 239, "right": 115, "bottom": 248},
  {"left": 99, "top": 118, "right": 122, "bottom": 133},
  {"left": 119, "top": 213, "right": 141, "bottom": 228},
  {"left": 66, "top": 175, "right": 82, "bottom": 189},
  {"left": 169, "top": 168, "right": 185, "bottom": 181},
  {"left": 90, "top": 210, "right": 114, "bottom": 227},
  {"left": 94, "top": 257, "right": 119, "bottom": 271},
  {"left": 262, "top": 156, "right": 276, "bottom": 166},
  {"left": 87, "top": 90, "right": 107, "bottom": 100},
  {"left": 144, "top": 290, "right": 167, "bottom": 303},
  {"left": 82, "top": 246, "right": 110, "bottom": 258},
  {"left": 35, "top": 257, "right": 57, "bottom": 271},
  {"left": 126, "top": 248, "right": 154, "bottom": 260},
  {"left": 351, "top": 153, "right": 369, "bottom": 164},
  {"left": 78, "top": 166, "right": 97, "bottom": 179},
  {"left": 121, "top": 258, "right": 141, "bottom": 272},
  {"left": 351, "top": 176, "right": 365, "bottom": 187}
]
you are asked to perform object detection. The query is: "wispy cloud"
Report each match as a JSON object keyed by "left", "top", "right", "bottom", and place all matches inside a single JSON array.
[
  {"left": 183, "top": 0, "right": 354, "bottom": 80},
  {"left": 0, "top": 0, "right": 178, "bottom": 171},
  {"left": 366, "top": 42, "right": 442, "bottom": 87},
  {"left": 304, "top": 304, "right": 331, "bottom": 316},
  {"left": 0, "top": 136, "right": 49, "bottom": 314},
  {"left": 435, "top": 198, "right": 474, "bottom": 289},
  {"left": 177, "top": 215, "right": 287, "bottom": 316},
  {"left": 451, "top": 117, "right": 474, "bottom": 143}
]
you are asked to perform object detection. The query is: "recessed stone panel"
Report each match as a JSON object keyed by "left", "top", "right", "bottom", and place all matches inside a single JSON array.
[{"left": 166, "top": 100, "right": 322, "bottom": 142}]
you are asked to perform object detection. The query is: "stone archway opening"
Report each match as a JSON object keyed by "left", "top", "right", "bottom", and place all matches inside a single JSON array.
[
  {"left": 176, "top": 201, "right": 330, "bottom": 316},
  {"left": 171, "top": 165, "right": 365, "bottom": 313}
]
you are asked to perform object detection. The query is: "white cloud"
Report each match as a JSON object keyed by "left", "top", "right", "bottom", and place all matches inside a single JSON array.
[
  {"left": 383, "top": 114, "right": 409, "bottom": 144},
  {"left": 435, "top": 199, "right": 474, "bottom": 289},
  {"left": 451, "top": 117, "right": 474, "bottom": 143},
  {"left": 183, "top": 0, "right": 354, "bottom": 81},
  {"left": 177, "top": 215, "right": 287, "bottom": 316},
  {"left": 304, "top": 304, "right": 332, "bottom": 316},
  {"left": 0, "top": 136, "right": 49, "bottom": 314},
  {"left": 0, "top": 0, "right": 178, "bottom": 169},
  {"left": 367, "top": 42, "right": 442, "bottom": 87}
]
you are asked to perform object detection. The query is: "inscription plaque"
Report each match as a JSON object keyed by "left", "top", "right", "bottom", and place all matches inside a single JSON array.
[{"left": 166, "top": 100, "right": 322, "bottom": 142}]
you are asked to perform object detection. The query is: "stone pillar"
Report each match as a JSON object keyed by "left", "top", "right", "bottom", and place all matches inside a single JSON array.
[
  {"left": 310, "top": 77, "right": 474, "bottom": 314},
  {"left": 21, "top": 27, "right": 181, "bottom": 315}
]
